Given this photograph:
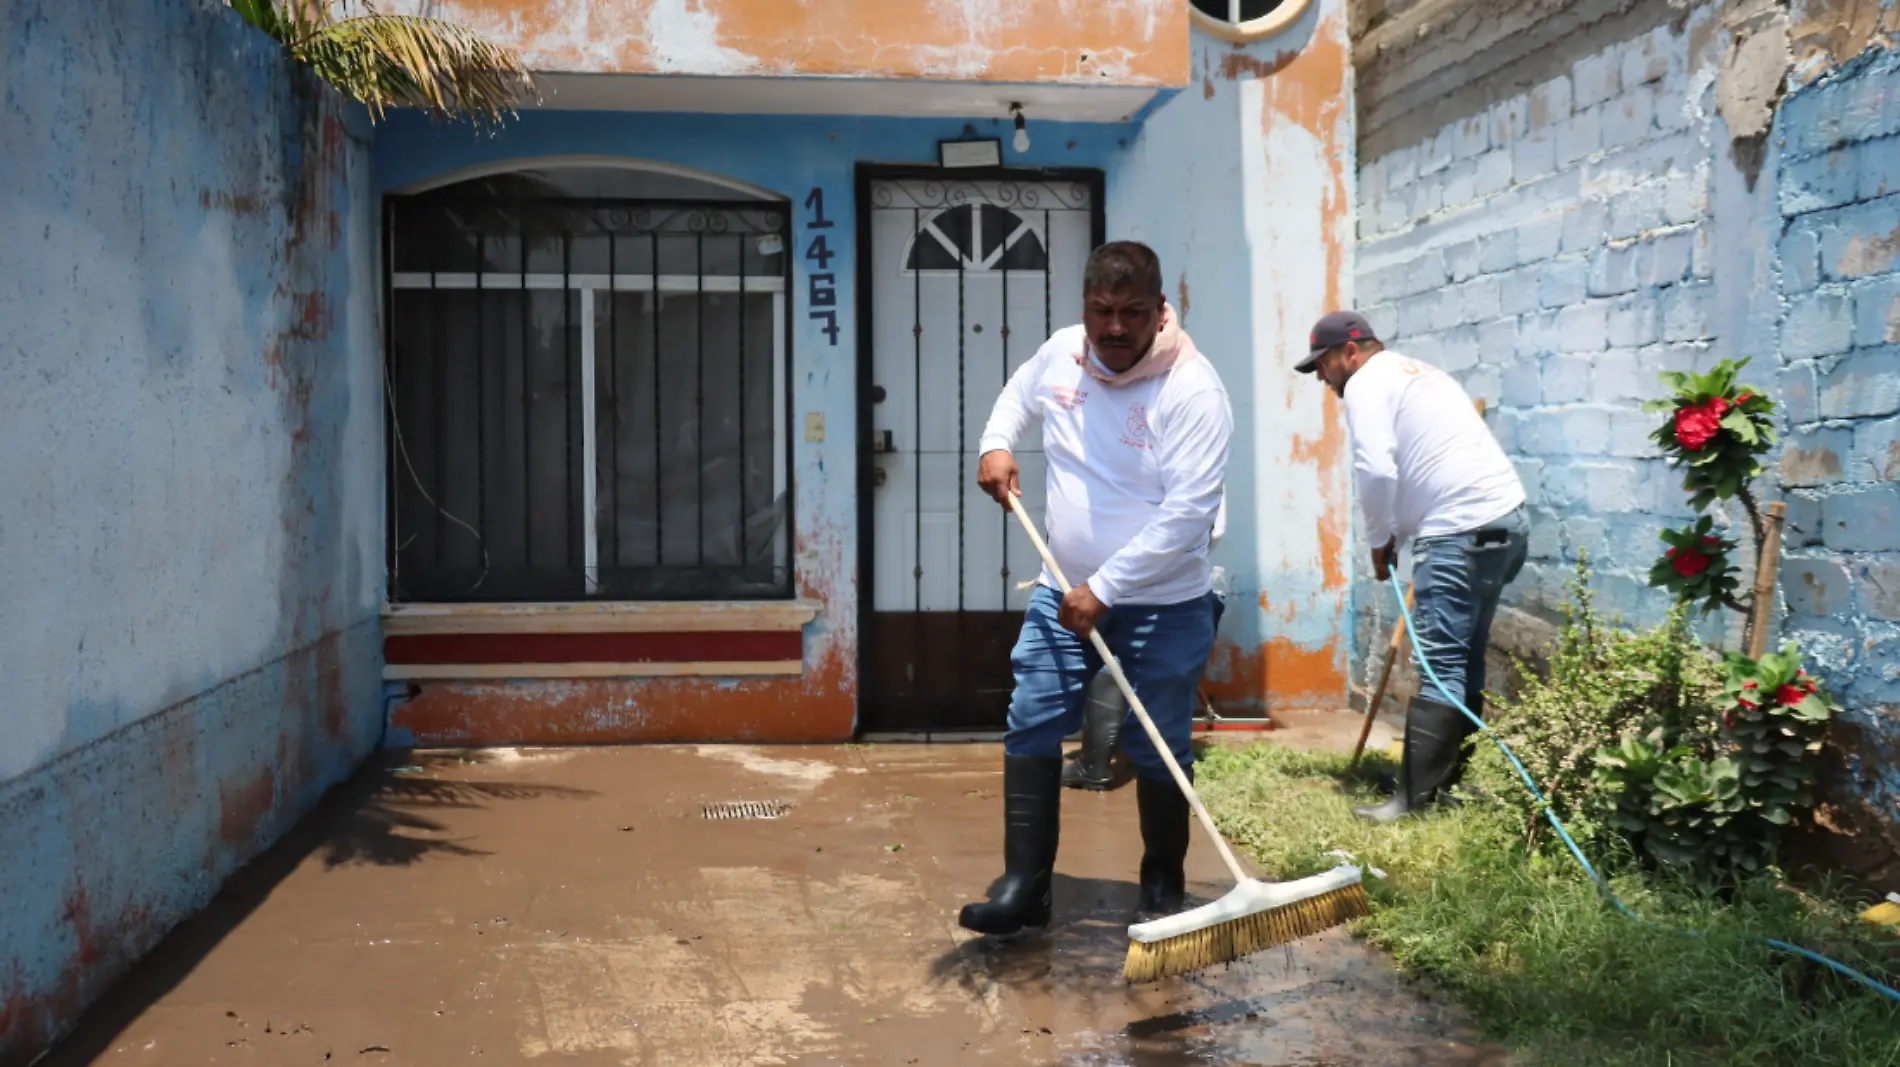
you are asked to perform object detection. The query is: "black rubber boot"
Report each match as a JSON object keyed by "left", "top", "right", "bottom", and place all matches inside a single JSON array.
[
  {"left": 958, "top": 755, "right": 1062, "bottom": 936},
  {"left": 1438, "top": 697, "right": 1484, "bottom": 805},
  {"left": 1135, "top": 773, "right": 1192, "bottom": 920},
  {"left": 1353, "top": 695, "right": 1465, "bottom": 823},
  {"left": 1062, "top": 673, "right": 1125, "bottom": 790}
]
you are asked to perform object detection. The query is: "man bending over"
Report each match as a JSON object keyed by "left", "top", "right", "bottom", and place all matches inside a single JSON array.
[{"left": 1297, "top": 310, "right": 1528, "bottom": 822}]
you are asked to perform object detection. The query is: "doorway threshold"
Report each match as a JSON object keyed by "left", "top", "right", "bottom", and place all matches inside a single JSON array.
[{"left": 857, "top": 730, "right": 1006, "bottom": 744}]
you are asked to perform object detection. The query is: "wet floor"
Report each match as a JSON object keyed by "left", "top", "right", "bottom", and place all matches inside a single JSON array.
[{"left": 41, "top": 728, "right": 1513, "bottom": 1066}]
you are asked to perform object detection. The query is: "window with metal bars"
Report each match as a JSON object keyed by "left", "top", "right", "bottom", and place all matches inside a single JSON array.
[{"left": 384, "top": 167, "right": 793, "bottom": 603}]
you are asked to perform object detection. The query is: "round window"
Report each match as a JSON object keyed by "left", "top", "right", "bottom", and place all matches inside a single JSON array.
[{"left": 1188, "top": 0, "right": 1309, "bottom": 43}]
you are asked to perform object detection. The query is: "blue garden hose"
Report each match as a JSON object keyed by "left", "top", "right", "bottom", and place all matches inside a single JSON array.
[{"left": 1385, "top": 572, "right": 1900, "bottom": 1006}]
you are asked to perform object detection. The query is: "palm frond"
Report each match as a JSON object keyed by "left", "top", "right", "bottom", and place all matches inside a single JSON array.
[{"left": 228, "top": 1, "right": 535, "bottom": 125}]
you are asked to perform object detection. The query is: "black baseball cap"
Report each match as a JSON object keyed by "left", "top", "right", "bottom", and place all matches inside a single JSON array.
[{"left": 1296, "top": 310, "right": 1377, "bottom": 373}]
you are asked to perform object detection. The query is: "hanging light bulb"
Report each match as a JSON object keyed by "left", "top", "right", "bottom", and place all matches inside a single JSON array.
[{"left": 1011, "top": 103, "right": 1031, "bottom": 153}]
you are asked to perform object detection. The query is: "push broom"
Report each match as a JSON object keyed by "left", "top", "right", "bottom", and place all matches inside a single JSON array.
[{"left": 1004, "top": 494, "right": 1369, "bottom": 983}]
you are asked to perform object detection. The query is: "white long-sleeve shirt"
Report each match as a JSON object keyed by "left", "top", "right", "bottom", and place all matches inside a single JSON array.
[
  {"left": 1343, "top": 349, "right": 1524, "bottom": 547},
  {"left": 979, "top": 325, "right": 1232, "bottom": 607}
]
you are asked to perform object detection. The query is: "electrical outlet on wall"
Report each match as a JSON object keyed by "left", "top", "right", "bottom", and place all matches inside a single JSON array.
[{"left": 804, "top": 413, "right": 825, "bottom": 442}]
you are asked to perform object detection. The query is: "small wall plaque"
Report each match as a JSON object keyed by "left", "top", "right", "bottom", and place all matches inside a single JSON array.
[{"left": 939, "top": 138, "right": 1002, "bottom": 169}]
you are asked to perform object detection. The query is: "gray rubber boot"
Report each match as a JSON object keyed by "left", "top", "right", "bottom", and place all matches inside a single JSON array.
[{"left": 1061, "top": 672, "right": 1125, "bottom": 791}]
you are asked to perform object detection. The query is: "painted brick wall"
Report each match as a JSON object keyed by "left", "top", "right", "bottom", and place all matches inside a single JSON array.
[
  {"left": 1351, "top": 0, "right": 1900, "bottom": 860},
  {"left": 1354, "top": 0, "right": 1720, "bottom": 701},
  {"left": 0, "top": 1, "right": 384, "bottom": 1058},
  {"left": 1772, "top": 44, "right": 1900, "bottom": 847}
]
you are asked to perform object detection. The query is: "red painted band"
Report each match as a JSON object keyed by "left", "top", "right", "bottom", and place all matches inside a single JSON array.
[{"left": 385, "top": 631, "right": 803, "bottom": 665}]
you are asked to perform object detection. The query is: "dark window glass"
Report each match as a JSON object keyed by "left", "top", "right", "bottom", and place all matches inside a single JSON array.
[{"left": 386, "top": 170, "right": 792, "bottom": 602}]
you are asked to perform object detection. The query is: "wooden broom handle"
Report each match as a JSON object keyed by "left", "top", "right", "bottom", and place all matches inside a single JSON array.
[
  {"left": 1006, "top": 493, "right": 1251, "bottom": 885},
  {"left": 1348, "top": 583, "right": 1413, "bottom": 773}
]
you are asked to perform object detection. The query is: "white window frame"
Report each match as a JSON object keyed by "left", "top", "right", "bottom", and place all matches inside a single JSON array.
[{"left": 1189, "top": 0, "right": 1315, "bottom": 44}]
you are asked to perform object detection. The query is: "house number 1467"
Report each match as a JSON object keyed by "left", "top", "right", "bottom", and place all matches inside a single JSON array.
[{"left": 804, "top": 187, "right": 839, "bottom": 345}]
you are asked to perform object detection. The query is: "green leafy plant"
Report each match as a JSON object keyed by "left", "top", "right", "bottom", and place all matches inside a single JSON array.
[
  {"left": 1643, "top": 357, "right": 1779, "bottom": 513},
  {"left": 1588, "top": 642, "right": 1837, "bottom": 877},
  {"left": 1472, "top": 555, "right": 1727, "bottom": 863},
  {"left": 1721, "top": 643, "right": 1835, "bottom": 821},
  {"left": 1475, "top": 554, "right": 1838, "bottom": 880},
  {"left": 1641, "top": 357, "right": 1791, "bottom": 654},
  {"left": 228, "top": 0, "right": 535, "bottom": 125},
  {"left": 1648, "top": 515, "right": 1743, "bottom": 614}
]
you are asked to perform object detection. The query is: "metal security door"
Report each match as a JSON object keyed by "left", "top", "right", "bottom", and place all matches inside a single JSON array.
[{"left": 858, "top": 172, "right": 1101, "bottom": 733}]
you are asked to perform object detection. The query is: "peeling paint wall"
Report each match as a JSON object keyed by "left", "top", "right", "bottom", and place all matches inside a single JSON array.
[
  {"left": 0, "top": 1, "right": 384, "bottom": 1058},
  {"left": 382, "top": 0, "right": 1189, "bottom": 85},
  {"left": 375, "top": 8, "right": 1359, "bottom": 738},
  {"left": 1112, "top": 6, "right": 1357, "bottom": 712},
  {"left": 1352, "top": 0, "right": 1900, "bottom": 869},
  {"left": 374, "top": 112, "right": 1144, "bottom": 745}
]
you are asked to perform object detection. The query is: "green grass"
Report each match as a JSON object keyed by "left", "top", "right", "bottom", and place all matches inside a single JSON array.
[{"left": 1195, "top": 741, "right": 1900, "bottom": 1067}]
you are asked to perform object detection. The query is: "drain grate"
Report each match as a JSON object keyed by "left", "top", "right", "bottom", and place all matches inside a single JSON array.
[{"left": 702, "top": 799, "right": 791, "bottom": 820}]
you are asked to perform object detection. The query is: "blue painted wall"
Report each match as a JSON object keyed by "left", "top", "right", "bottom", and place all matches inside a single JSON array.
[
  {"left": 376, "top": 110, "right": 1142, "bottom": 742},
  {"left": 0, "top": 0, "right": 385, "bottom": 1056},
  {"left": 1774, "top": 44, "right": 1900, "bottom": 846}
]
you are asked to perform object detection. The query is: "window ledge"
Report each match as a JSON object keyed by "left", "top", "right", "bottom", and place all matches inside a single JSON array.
[
  {"left": 383, "top": 660, "right": 804, "bottom": 682},
  {"left": 383, "top": 599, "right": 821, "bottom": 636}
]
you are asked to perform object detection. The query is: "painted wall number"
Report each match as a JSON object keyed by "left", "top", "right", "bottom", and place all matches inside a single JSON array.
[{"left": 804, "top": 187, "right": 839, "bottom": 345}]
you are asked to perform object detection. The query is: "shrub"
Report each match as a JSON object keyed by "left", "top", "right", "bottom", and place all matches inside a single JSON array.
[
  {"left": 1477, "top": 557, "right": 1842, "bottom": 881},
  {"left": 1471, "top": 555, "right": 1726, "bottom": 866}
]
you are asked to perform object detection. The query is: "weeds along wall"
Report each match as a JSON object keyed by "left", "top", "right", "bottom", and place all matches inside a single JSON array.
[
  {"left": 1350, "top": 0, "right": 1900, "bottom": 875},
  {"left": 0, "top": 0, "right": 385, "bottom": 1057}
]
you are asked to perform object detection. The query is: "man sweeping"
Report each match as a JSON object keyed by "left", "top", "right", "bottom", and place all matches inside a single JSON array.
[
  {"left": 1297, "top": 311, "right": 1528, "bottom": 822},
  {"left": 960, "top": 240, "right": 1232, "bottom": 935}
]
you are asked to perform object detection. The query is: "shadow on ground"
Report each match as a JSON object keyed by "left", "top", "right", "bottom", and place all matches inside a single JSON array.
[
  {"left": 36, "top": 749, "right": 590, "bottom": 1066},
  {"left": 322, "top": 750, "right": 591, "bottom": 867}
]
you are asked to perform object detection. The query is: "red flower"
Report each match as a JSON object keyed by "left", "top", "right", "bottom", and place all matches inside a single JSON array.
[
  {"left": 1736, "top": 393, "right": 1754, "bottom": 405},
  {"left": 1723, "top": 709, "right": 1738, "bottom": 729},
  {"left": 1674, "top": 397, "right": 1730, "bottom": 451},
  {"left": 1776, "top": 683, "right": 1809, "bottom": 706},
  {"left": 1671, "top": 549, "right": 1712, "bottom": 577},
  {"left": 1743, "top": 680, "right": 1759, "bottom": 689},
  {"left": 1701, "top": 536, "right": 1721, "bottom": 547}
]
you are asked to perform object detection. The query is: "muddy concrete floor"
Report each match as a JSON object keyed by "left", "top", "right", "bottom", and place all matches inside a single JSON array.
[{"left": 43, "top": 719, "right": 1512, "bottom": 1066}]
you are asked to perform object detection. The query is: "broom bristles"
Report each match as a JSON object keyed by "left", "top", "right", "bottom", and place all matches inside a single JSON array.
[{"left": 1123, "top": 882, "right": 1371, "bottom": 983}]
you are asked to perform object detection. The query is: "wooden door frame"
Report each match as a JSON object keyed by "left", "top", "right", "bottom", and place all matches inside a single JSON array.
[{"left": 851, "top": 162, "right": 1107, "bottom": 736}]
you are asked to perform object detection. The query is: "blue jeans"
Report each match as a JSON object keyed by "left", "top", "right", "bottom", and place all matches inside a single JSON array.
[
  {"left": 1408, "top": 506, "right": 1530, "bottom": 716},
  {"left": 1004, "top": 585, "right": 1215, "bottom": 780}
]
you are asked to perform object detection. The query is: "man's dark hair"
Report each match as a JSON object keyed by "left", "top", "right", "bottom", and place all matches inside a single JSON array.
[{"left": 1083, "top": 240, "right": 1163, "bottom": 296}]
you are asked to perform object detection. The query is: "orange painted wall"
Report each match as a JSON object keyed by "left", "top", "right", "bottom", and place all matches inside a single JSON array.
[
  {"left": 1111, "top": 7, "right": 1357, "bottom": 714},
  {"left": 390, "top": 0, "right": 1188, "bottom": 86}
]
